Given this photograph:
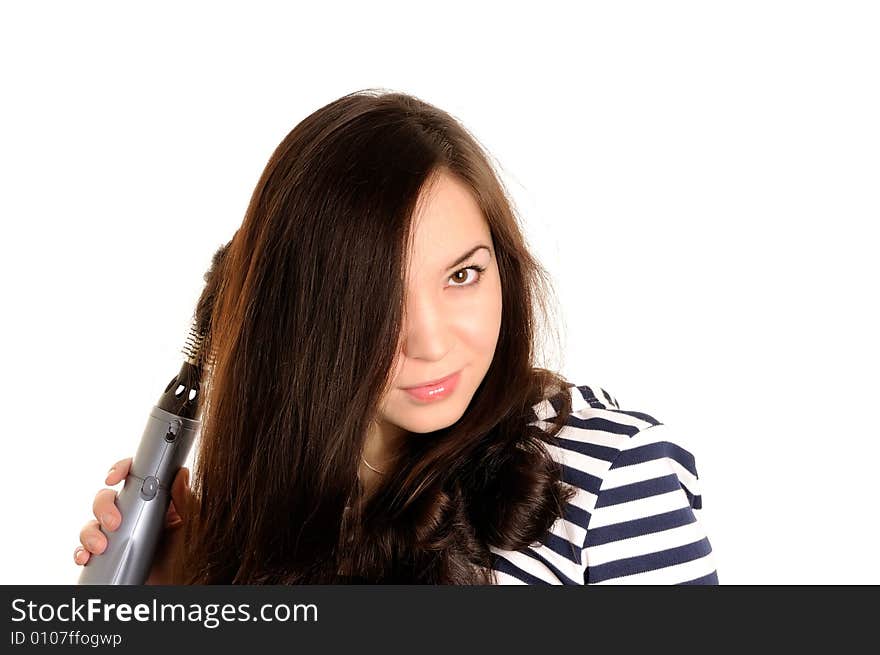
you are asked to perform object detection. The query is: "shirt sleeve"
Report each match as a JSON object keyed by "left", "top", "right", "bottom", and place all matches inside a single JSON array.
[{"left": 583, "top": 422, "right": 719, "bottom": 584}]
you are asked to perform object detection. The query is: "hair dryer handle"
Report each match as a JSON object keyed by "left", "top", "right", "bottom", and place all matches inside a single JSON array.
[{"left": 78, "top": 406, "right": 200, "bottom": 585}]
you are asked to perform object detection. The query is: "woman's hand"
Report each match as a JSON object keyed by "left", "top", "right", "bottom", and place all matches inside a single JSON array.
[{"left": 73, "top": 457, "right": 192, "bottom": 584}]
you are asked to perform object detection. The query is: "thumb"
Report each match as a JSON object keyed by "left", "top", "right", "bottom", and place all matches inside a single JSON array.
[{"left": 170, "top": 466, "right": 192, "bottom": 520}]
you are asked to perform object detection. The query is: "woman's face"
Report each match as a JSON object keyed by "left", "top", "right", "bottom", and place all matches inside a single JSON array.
[{"left": 378, "top": 172, "right": 503, "bottom": 437}]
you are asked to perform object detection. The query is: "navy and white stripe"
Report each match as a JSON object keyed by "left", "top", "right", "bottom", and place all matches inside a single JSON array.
[{"left": 490, "top": 383, "right": 718, "bottom": 585}]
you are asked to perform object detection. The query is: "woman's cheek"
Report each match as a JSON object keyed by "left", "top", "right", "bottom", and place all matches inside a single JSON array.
[{"left": 459, "top": 288, "right": 502, "bottom": 354}]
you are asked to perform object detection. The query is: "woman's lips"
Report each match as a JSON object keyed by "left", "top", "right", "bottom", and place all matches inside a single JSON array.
[{"left": 402, "top": 370, "right": 461, "bottom": 402}]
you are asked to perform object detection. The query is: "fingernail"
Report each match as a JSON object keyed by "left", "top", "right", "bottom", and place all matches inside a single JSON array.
[
  {"left": 102, "top": 513, "right": 116, "bottom": 529},
  {"left": 74, "top": 547, "right": 85, "bottom": 562},
  {"left": 107, "top": 466, "right": 115, "bottom": 476},
  {"left": 87, "top": 537, "right": 101, "bottom": 552}
]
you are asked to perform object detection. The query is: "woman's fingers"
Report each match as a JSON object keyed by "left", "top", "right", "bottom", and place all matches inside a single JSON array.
[
  {"left": 104, "top": 457, "right": 132, "bottom": 486},
  {"left": 79, "top": 518, "right": 106, "bottom": 555},
  {"left": 96, "top": 457, "right": 131, "bottom": 530},
  {"left": 169, "top": 467, "right": 191, "bottom": 522},
  {"left": 75, "top": 457, "right": 134, "bottom": 568},
  {"left": 73, "top": 545, "right": 89, "bottom": 565},
  {"left": 92, "top": 488, "right": 121, "bottom": 531}
]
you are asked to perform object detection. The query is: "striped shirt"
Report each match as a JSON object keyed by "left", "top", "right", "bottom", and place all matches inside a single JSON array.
[{"left": 489, "top": 383, "right": 719, "bottom": 585}]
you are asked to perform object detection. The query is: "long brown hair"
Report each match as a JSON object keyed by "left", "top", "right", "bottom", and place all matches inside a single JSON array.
[{"left": 174, "top": 89, "right": 578, "bottom": 584}]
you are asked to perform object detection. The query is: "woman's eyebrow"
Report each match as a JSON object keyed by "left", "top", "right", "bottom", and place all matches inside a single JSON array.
[{"left": 445, "top": 244, "right": 492, "bottom": 271}]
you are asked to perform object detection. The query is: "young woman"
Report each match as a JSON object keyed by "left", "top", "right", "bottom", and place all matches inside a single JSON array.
[{"left": 73, "top": 89, "right": 719, "bottom": 584}]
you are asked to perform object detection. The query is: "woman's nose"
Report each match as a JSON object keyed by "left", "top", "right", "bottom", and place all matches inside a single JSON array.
[{"left": 400, "top": 297, "right": 452, "bottom": 360}]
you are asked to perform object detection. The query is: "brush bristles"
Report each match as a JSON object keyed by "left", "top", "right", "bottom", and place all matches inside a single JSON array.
[
  {"left": 181, "top": 238, "right": 231, "bottom": 368},
  {"left": 181, "top": 323, "right": 205, "bottom": 364}
]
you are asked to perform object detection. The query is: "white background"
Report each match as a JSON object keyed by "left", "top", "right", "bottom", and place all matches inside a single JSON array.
[{"left": 1, "top": 1, "right": 877, "bottom": 585}]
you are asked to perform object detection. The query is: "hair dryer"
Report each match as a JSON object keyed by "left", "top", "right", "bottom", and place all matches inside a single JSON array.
[{"left": 77, "top": 243, "right": 227, "bottom": 585}]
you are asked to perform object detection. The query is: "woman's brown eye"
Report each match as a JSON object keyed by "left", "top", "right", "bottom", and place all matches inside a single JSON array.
[{"left": 449, "top": 265, "right": 486, "bottom": 288}]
